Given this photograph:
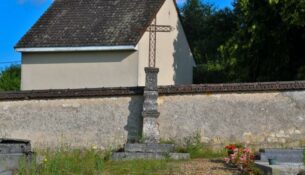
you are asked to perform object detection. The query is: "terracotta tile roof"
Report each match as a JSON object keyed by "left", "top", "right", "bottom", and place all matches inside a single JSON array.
[{"left": 15, "top": 0, "right": 166, "bottom": 48}]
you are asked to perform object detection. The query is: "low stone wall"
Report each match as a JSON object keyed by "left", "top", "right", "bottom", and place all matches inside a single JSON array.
[{"left": 0, "top": 82, "right": 305, "bottom": 149}]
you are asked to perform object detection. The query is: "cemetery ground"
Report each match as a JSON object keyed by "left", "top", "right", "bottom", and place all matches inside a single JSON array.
[{"left": 16, "top": 145, "right": 239, "bottom": 175}]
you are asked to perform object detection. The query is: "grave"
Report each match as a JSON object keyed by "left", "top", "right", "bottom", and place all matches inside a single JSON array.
[
  {"left": 255, "top": 148, "right": 305, "bottom": 175},
  {"left": 0, "top": 139, "right": 33, "bottom": 175}
]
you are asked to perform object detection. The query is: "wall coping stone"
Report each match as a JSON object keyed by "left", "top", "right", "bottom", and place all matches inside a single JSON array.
[{"left": 0, "top": 81, "right": 305, "bottom": 101}]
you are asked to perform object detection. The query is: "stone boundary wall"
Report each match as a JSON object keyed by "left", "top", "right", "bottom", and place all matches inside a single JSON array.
[
  {"left": 0, "top": 81, "right": 305, "bottom": 149},
  {"left": 1, "top": 81, "right": 305, "bottom": 101}
]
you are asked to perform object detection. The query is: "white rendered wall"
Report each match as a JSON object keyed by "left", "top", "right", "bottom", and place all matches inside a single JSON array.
[
  {"left": 137, "top": 0, "right": 195, "bottom": 86},
  {"left": 21, "top": 51, "right": 139, "bottom": 90}
]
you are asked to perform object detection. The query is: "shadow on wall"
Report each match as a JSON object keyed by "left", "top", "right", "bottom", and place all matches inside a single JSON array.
[
  {"left": 124, "top": 96, "right": 144, "bottom": 143},
  {"left": 173, "top": 18, "right": 194, "bottom": 84}
]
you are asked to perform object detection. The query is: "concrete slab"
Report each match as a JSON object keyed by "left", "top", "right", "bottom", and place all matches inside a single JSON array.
[
  {"left": 0, "top": 154, "right": 24, "bottom": 175},
  {"left": 124, "top": 143, "right": 174, "bottom": 153},
  {"left": 260, "top": 148, "right": 304, "bottom": 163},
  {"left": 255, "top": 161, "right": 305, "bottom": 175}
]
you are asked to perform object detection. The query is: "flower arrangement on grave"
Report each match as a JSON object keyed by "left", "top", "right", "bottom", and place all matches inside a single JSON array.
[{"left": 224, "top": 144, "right": 261, "bottom": 175}]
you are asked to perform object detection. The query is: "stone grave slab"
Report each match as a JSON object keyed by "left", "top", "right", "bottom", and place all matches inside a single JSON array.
[
  {"left": 255, "top": 162, "right": 305, "bottom": 175},
  {"left": 260, "top": 148, "right": 304, "bottom": 163},
  {"left": 255, "top": 148, "right": 305, "bottom": 175}
]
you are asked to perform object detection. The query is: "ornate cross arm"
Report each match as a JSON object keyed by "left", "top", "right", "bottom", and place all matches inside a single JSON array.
[
  {"left": 147, "top": 18, "right": 173, "bottom": 68},
  {"left": 146, "top": 25, "right": 174, "bottom": 32}
]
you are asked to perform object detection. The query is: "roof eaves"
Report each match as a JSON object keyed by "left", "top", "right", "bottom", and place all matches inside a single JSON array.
[{"left": 15, "top": 45, "right": 138, "bottom": 53}]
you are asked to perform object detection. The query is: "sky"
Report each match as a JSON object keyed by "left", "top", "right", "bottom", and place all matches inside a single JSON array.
[{"left": 0, "top": 0, "right": 233, "bottom": 69}]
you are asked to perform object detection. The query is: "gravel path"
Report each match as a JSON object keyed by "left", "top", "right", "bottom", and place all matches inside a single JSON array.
[{"left": 172, "top": 159, "right": 238, "bottom": 175}]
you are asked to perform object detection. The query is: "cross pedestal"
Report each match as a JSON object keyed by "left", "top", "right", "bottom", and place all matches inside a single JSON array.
[
  {"left": 111, "top": 67, "right": 190, "bottom": 160},
  {"left": 142, "top": 67, "right": 160, "bottom": 143}
]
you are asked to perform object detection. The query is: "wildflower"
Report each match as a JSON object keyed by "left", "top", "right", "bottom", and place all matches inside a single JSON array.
[{"left": 92, "top": 145, "right": 97, "bottom": 150}]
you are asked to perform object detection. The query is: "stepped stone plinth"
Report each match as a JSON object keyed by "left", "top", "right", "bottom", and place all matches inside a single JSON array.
[
  {"left": 112, "top": 143, "right": 190, "bottom": 160},
  {"left": 124, "top": 143, "right": 175, "bottom": 153},
  {"left": 112, "top": 67, "right": 190, "bottom": 160}
]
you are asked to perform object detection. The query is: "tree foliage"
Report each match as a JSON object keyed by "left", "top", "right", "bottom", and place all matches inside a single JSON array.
[
  {"left": 0, "top": 65, "right": 21, "bottom": 91},
  {"left": 181, "top": 0, "right": 305, "bottom": 83}
]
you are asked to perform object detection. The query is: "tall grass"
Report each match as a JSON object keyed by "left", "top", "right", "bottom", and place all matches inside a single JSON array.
[
  {"left": 16, "top": 133, "right": 228, "bottom": 174},
  {"left": 16, "top": 148, "right": 175, "bottom": 175},
  {"left": 17, "top": 148, "right": 104, "bottom": 175}
]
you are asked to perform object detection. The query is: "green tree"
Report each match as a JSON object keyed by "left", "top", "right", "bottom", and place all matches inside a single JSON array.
[
  {"left": 181, "top": 0, "right": 236, "bottom": 83},
  {"left": 221, "top": 0, "right": 305, "bottom": 82},
  {"left": 0, "top": 65, "right": 21, "bottom": 91},
  {"left": 181, "top": 0, "right": 305, "bottom": 83}
]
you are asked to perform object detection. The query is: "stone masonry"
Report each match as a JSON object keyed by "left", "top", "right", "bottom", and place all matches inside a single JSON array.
[{"left": 0, "top": 86, "right": 305, "bottom": 149}]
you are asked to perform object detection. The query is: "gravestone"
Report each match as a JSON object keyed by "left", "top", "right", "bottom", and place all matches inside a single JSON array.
[
  {"left": 255, "top": 148, "right": 305, "bottom": 175},
  {"left": 0, "top": 139, "right": 32, "bottom": 175}
]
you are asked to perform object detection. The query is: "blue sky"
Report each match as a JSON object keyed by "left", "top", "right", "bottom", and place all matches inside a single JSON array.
[{"left": 0, "top": 0, "right": 233, "bottom": 69}]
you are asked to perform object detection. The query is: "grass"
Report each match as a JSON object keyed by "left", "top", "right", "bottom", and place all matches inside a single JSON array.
[
  {"left": 16, "top": 146, "right": 225, "bottom": 175},
  {"left": 17, "top": 148, "right": 105, "bottom": 175},
  {"left": 16, "top": 148, "right": 179, "bottom": 175},
  {"left": 104, "top": 160, "right": 176, "bottom": 175},
  {"left": 16, "top": 134, "right": 228, "bottom": 175}
]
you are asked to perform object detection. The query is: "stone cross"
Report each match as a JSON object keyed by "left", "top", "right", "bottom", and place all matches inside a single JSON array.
[
  {"left": 142, "top": 17, "right": 172, "bottom": 143},
  {"left": 146, "top": 18, "right": 173, "bottom": 68}
]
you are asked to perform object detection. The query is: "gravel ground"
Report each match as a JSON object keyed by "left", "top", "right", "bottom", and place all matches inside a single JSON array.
[{"left": 172, "top": 159, "right": 239, "bottom": 175}]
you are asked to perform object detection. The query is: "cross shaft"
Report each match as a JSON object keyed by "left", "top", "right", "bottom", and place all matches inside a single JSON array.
[{"left": 147, "top": 18, "right": 172, "bottom": 67}]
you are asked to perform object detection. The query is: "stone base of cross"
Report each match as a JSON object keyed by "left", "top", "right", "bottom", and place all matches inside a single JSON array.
[
  {"left": 141, "top": 17, "right": 172, "bottom": 143},
  {"left": 142, "top": 67, "right": 160, "bottom": 143}
]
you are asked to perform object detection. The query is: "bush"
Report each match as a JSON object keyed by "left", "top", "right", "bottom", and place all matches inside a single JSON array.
[{"left": 0, "top": 65, "right": 21, "bottom": 91}]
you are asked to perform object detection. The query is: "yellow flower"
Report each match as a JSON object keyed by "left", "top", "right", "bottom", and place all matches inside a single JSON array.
[{"left": 92, "top": 145, "right": 97, "bottom": 150}]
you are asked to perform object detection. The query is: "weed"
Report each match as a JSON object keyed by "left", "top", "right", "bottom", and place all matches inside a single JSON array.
[{"left": 180, "top": 132, "right": 226, "bottom": 159}]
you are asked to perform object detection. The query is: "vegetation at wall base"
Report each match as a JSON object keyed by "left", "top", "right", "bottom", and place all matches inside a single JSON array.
[
  {"left": 16, "top": 148, "right": 177, "bottom": 175},
  {"left": 175, "top": 132, "right": 227, "bottom": 159},
  {"left": 17, "top": 148, "right": 105, "bottom": 175},
  {"left": 16, "top": 148, "right": 233, "bottom": 175},
  {"left": 16, "top": 136, "right": 231, "bottom": 175}
]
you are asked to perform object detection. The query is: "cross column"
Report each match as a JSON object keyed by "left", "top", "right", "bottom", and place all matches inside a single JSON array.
[{"left": 142, "top": 17, "right": 172, "bottom": 143}]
